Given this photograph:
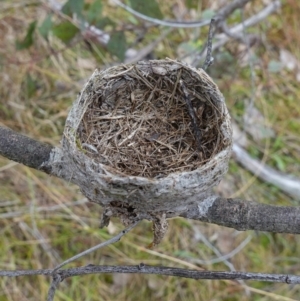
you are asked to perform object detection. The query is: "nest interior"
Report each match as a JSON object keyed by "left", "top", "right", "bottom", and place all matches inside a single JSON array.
[{"left": 77, "top": 60, "right": 228, "bottom": 178}]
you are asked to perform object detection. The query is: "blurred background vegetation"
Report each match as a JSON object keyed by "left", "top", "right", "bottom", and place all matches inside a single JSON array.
[{"left": 0, "top": 0, "right": 300, "bottom": 300}]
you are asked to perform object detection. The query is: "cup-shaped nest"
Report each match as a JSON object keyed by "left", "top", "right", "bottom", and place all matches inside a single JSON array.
[{"left": 63, "top": 59, "right": 232, "bottom": 234}]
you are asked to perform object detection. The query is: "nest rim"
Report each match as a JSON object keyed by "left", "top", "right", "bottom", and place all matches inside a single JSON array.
[{"left": 69, "top": 59, "right": 232, "bottom": 179}]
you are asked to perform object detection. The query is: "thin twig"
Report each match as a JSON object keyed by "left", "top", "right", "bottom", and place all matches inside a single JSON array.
[
  {"left": 220, "top": 21, "right": 245, "bottom": 40},
  {"left": 2, "top": 264, "right": 299, "bottom": 284},
  {"left": 112, "top": 0, "right": 252, "bottom": 29},
  {"left": 192, "top": 227, "right": 252, "bottom": 265},
  {"left": 47, "top": 274, "right": 61, "bottom": 301},
  {"left": 191, "top": 1, "right": 281, "bottom": 66},
  {"left": 0, "top": 269, "right": 52, "bottom": 277},
  {"left": 217, "top": 0, "right": 252, "bottom": 19},
  {"left": 112, "top": 0, "right": 211, "bottom": 28},
  {"left": 218, "top": 1, "right": 281, "bottom": 40},
  {"left": 51, "top": 221, "right": 140, "bottom": 273},
  {"left": 58, "top": 265, "right": 300, "bottom": 284},
  {"left": 192, "top": 226, "right": 250, "bottom": 292},
  {"left": 202, "top": 18, "right": 216, "bottom": 70},
  {"left": 179, "top": 80, "right": 202, "bottom": 151}
]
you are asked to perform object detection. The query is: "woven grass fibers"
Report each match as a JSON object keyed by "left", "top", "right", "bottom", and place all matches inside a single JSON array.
[{"left": 77, "top": 59, "right": 229, "bottom": 178}]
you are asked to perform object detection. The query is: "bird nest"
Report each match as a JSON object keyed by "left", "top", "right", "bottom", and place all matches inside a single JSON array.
[
  {"left": 76, "top": 59, "right": 230, "bottom": 178},
  {"left": 62, "top": 59, "right": 232, "bottom": 245}
]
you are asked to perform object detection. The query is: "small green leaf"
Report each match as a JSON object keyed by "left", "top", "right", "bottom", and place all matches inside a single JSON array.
[
  {"left": 52, "top": 21, "right": 79, "bottom": 42},
  {"left": 71, "top": 0, "right": 84, "bottom": 15},
  {"left": 129, "top": 0, "right": 163, "bottom": 19},
  {"left": 61, "top": 1, "right": 72, "bottom": 16},
  {"left": 16, "top": 21, "right": 37, "bottom": 50},
  {"left": 38, "top": 15, "right": 53, "bottom": 40},
  {"left": 107, "top": 31, "right": 126, "bottom": 61},
  {"left": 62, "top": 0, "right": 84, "bottom": 17},
  {"left": 202, "top": 9, "right": 215, "bottom": 21},
  {"left": 272, "top": 154, "right": 286, "bottom": 172},
  {"left": 86, "top": 0, "right": 103, "bottom": 24}
]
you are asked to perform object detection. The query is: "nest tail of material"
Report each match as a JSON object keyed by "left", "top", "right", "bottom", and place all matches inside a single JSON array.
[{"left": 62, "top": 59, "right": 232, "bottom": 245}]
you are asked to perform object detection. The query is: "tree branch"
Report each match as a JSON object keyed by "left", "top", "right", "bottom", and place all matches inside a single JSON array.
[
  {"left": 47, "top": 274, "right": 61, "bottom": 301},
  {"left": 1, "top": 126, "right": 300, "bottom": 235},
  {"left": 202, "top": 18, "right": 216, "bottom": 70},
  {"left": 60, "top": 264, "right": 300, "bottom": 284},
  {"left": 181, "top": 196, "right": 300, "bottom": 234},
  {"left": 1, "top": 264, "right": 299, "bottom": 284},
  {"left": 0, "top": 126, "right": 54, "bottom": 174}
]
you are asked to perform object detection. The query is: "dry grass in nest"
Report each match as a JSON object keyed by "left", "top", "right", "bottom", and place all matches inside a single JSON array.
[{"left": 77, "top": 59, "right": 228, "bottom": 178}]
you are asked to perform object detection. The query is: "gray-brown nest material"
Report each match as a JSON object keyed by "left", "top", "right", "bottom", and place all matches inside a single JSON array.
[
  {"left": 77, "top": 59, "right": 230, "bottom": 178},
  {"left": 62, "top": 59, "right": 232, "bottom": 242}
]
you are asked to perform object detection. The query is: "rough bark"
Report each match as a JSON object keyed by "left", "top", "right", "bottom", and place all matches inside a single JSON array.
[
  {"left": 181, "top": 197, "right": 300, "bottom": 234},
  {"left": 0, "top": 126, "right": 54, "bottom": 174},
  {"left": 2, "top": 264, "right": 299, "bottom": 284},
  {"left": 59, "top": 264, "right": 300, "bottom": 284}
]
